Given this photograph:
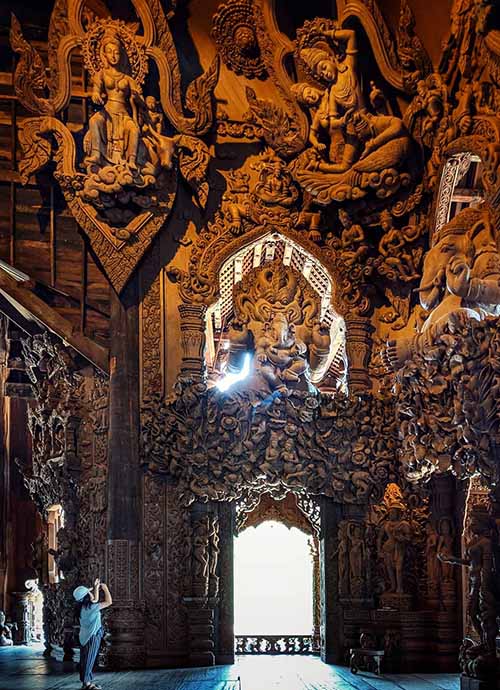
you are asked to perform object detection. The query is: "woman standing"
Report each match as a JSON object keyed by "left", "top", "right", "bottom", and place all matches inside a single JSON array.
[{"left": 73, "top": 578, "right": 112, "bottom": 690}]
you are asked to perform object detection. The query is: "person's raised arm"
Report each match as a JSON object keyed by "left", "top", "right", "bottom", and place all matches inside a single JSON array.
[{"left": 98, "top": 582, "right": 113, "bottom": 610}]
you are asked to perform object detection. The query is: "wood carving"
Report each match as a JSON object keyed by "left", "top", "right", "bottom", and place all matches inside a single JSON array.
[
  {"left": 385, "top": 204, "right": 500, "bottom": 370},
  {"left": 212, "top": 0, "right": 267, "bottom": 79},
  {"left": 142, "top": 380, "right": 397, "bottom": 506},
  {"left": 11, "top": 3, "right": 218, "bottom": 294},
  {"left": 225, "top": 260, "right": 332, "bottom": 391},
  {"left": 439, "top": 508, "right": 500, "bottom": 682}
]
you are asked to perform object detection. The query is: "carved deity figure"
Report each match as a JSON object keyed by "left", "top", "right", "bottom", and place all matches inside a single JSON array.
[
  {"left": 84, "top": 29, "right": 142, "bottom": 171},
  {"left": 438, "top": 509, "right": 500, "bottom": 654},
  {"left": 254, "top": 315, "right": 309, "bottom": 394},
  {"left": 437, "top": 518, "right": 455, "bottom": 583},
  {"left": 377, "top": 485, "right": 412, "bottom": 595},
  {"left": 0, "top": 611, "right": 13, "bottom": 646},
  {"left": 386, "top": 205, "right": 500, "bottom": 370},
  {"left": 425, "top": 523, "right": 440, "bottom": 595},
  {"left": 349, "top": 522, "right": 367, "bottom": 597},
  {"left": 300, "top": 27, "right": 363, "bottom": 171},
  {"left": 224, "top": 262, "right": 332, "bottom": 394}
]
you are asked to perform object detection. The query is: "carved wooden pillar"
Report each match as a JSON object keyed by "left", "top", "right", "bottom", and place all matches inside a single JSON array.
[
  {"left": 320, "top": 498, "right": 343, "bottom": 664},
  {"left": 184, "top": 501, "right": 219, "bottom": 667},
  {"left": 178, "top": 304, "right": 207, "bottom": 380},
  {"left": 215, "top": 500, "right": 234, "bottom": 665},
  {"left": 12, "top": 591, "right": 31, "bottom": 644},
  {"left": 311, "top": 536, "right": 321, "bottom": 653},
  {"left": 344, "top": 314, "right": 372, "bottom": 393},
  {"left": 106, "top": 285, "right": 144, "bottom": 668},
  {"left": 429, "top": 473, "right": 461, "bottom": 672}
]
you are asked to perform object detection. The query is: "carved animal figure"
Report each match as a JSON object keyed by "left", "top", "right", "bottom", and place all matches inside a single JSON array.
[{"left": 386, "top": 205, "right": 500, "bottom": 369}]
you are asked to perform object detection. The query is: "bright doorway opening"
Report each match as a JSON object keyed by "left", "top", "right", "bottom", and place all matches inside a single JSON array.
[{"left": 234, "top": 520, "right": 315, "bottom": 653}]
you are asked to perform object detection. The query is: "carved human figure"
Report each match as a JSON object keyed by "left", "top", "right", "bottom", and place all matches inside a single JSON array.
[
  {"left": 335, "top": 522, "right": 350, "bottom": 596},
  {"left": 300, "top": 27, "right": 362, "bottom": 170},
  {"left": 254, "top": 314, "right": 309, "bottom": 393},
  {"left": 437, "top": 518, "right": 455, "bottom": 583},
  {"left": 425, "top": 523, "right": 440, "bottom": 594},
  {"left": 192, "top": 517, "right": 210, "bottom": 584},
  {"left": 349, "top": 522, "right": 366, "bottom": 597},
  {"left": 378, "top": 211, "right": 420, "bottom": 282},
  {"left": 290, "top": 82, "right": 324, "bottom": 110},
  {"left": 438, "top": 510, "right": 500, "bottom": 652},
  {"left": 84, "top": 29, "right": 142, "bottom": 171},
  {"left": 339, "top": 209, "right": 368, "bottom": 267},
  {"left": 386, "top": 205, "right": 500, "bottom": 370},
  {"left": 377, "top": 495, "right": 412, "bottom": 595},
  {"left": 0, "top": 611, "right": 13, "bottom": 647},
  {"left": 208, "top": 515, "right": 219, "bottom": 579}
]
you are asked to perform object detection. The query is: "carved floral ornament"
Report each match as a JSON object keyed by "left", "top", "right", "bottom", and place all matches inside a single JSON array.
[{"left": 11, "top": 0, "right": 219, "bottom": 293}]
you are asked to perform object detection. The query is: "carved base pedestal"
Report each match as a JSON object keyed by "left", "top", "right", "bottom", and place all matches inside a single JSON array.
[
  {"left": 460, "top": 676, "right": 498, "bottom": 690},
  {"left": 183, "top": 597, "right": 217, "bottom": 667},
  {"left": 12, "top": 592, "right": 30, "bottom": 645},
  {"left": 379, "top": 593, "right": 412, "bottom": 612}
]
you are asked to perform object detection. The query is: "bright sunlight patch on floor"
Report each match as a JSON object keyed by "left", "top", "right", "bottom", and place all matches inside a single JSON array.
[{"left": 234, "top": 520, "right": 313, "bottom": 636}]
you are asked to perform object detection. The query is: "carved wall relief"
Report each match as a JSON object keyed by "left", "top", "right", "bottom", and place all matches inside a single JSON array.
[
  {"left": 10, "top": 331, "right": 109, "bottom": 658},
  {"left": 368, "top": 483, "right": 429, "bottom": 611},
  {"left": 212, "top": 0, "right": 267, "bottom": 80},
  {"left": 11, "top": 2, "right": 218, "bottom": 294}
]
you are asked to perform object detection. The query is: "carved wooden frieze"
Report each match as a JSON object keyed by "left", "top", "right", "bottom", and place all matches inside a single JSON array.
[{"left": 142, "top": 379, "right": 398, "bottom": 506}]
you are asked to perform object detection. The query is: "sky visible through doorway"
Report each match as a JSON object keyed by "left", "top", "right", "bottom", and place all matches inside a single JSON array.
[{"left": 234, "top": 521, "right": 314, "bottom": 636}]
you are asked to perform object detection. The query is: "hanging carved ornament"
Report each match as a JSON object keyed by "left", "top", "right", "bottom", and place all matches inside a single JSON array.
[
  {"left": 212, "top": 0, "right": 267, "bottom": 79},
  {"left": 11, "top": 4, "right": 218, "bottom": 293}
]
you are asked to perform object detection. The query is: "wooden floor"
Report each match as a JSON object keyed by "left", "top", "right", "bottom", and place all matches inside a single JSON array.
[{"left": 0, "top": 646, "right": 460, "bottom": 690}]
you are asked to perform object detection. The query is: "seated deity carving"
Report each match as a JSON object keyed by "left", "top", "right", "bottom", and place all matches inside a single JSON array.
[
  {"left": 385, "top": 204, "right": 500, "bottom": 370},
  {"left": 81, "top": 22, "right": 177, "bottom": 222},
  {"left": 223, "top": 261, "right": 332, "bottom": 394},
  {"left": 289, "top": 22, "right": 416, "bottom": 205}
]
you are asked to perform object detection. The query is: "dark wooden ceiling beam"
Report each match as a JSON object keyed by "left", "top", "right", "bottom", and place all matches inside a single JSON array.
[{"left": 0, "top": 268, "right": 109, "bottom": 374}]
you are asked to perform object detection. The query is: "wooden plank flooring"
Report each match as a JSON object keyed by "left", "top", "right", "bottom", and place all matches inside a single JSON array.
[{"left": 0, "top": 646, "right": 460, "bottom": 690}]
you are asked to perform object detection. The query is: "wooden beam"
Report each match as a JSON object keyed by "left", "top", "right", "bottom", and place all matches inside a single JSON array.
[{"left": 0, "top": 268, "right": 109, "bottom": 374}]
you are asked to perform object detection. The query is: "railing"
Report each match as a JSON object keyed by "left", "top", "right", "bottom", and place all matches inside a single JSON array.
[{"left": 235, "top": 635, "right": 318, "bottom": 655}]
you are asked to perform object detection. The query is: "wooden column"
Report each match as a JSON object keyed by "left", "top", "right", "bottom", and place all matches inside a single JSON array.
[
  {"left": 106, "top": 283, "right": 144, "bottom": 668},
  {"left": 215, "top": 501, "right": 235, "bottom": 665},
  {"left": 320, "top": 498, "right": 343, "bottom": 664}
]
